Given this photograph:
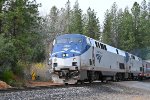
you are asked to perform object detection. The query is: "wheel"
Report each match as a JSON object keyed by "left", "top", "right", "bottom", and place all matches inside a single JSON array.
[
  {"left": 87, "top": 71, "right": 94, "bottom": 83},
  {"left": 76, "top": 80, "right": 84, "bottom": 84},
  {"left": 112, "top": 76, "right": 116, "bottom": 82}
]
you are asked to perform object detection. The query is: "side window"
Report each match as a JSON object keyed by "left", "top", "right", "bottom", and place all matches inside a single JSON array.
[
  {"left": 86, "top": 38, "right": 91, "bottom": 45},
  {"left": 116, "top": 49, "right": 119, "bottom": 54},
  {"left": 138, "top": 57, "right": 141, "bottom": 61},
  {"left": 131, "top": 55, "right": 135, "bottom": 59},
  {"left": 119, "top": 63, "right": 125, "bottom": 69},
  {"left": 129, "top": 66, "right": 131, "bottom": 70},
  {"left": 140, "top": 67, "right": 143, "bottom": 71},
  {"left": 89, "top": 59, "right": 92, "bottom": 65}
]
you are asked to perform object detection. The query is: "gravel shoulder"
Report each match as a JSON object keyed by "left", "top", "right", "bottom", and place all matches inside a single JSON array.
[
  {"left": 0, "top": 81, "right": 150, "bottom": 100},
  {"left": 115, "top": 80, "right": 150, "bottom": 91}
]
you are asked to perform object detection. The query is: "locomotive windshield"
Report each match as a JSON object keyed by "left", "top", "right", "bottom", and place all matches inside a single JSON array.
[
  {"left": 56, "top": 38, "right": 82, "bottom": 44},
  {"left": 51, "top": 34, "right": 88, "bottom": 58}
]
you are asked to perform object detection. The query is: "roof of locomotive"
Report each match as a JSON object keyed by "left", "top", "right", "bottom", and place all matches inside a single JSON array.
[
  {"left": 56, "top": 33, "right": 85, "bottom": 39},
  {"left": 84, "top": 35, "right": 141, "bottom": 61}
]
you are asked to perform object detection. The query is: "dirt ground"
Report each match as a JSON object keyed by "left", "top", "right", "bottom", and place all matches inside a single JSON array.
[
  {"left": 0, "top": 81, "right": 11, "bottom": 89},
  {"left": 25, "top": 81, "right": 63, "bottom": 87},
  {"left": 1, "top": 79, "right": 150, "bottom": 90},
  {"left": 0, "top": 80, "right": 63, "bottom": 89}
]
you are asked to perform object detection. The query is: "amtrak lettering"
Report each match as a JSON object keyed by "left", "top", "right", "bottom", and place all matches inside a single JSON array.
[{"left": 96, "top": 51, "right": 103, "bottom": 63}]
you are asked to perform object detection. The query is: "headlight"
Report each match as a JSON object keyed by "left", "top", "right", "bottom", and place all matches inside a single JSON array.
[
  {"left": 62, "top": 53, "right": 68, "bottom": 57},
  {"left": 66, "top": 54, "right": 68, "bottom": 56}
]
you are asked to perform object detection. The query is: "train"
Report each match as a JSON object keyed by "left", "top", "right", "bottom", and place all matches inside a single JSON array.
[{"left": 50, "top": 34, "right": 150, "bottom": 84}]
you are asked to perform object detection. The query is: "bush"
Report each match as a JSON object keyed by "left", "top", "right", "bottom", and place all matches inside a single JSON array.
[
  {"left": 0, "top": 70, "right": 14, "bottom": 84},
  {"left": 0, "top": 69, "right": 26, "bottom": 87}
]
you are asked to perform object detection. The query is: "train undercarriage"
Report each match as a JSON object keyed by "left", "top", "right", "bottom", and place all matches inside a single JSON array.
[{"left": 52, "top": 69, "right": 144, "bottom": 84}]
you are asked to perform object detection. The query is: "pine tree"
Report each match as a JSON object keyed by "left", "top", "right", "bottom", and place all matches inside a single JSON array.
[
  {"left": 57, "top": 8, "right": 66, "bottom": 34},
  {"left": 0, "top": 0, "right": 4, "bottom": 34},
  {"left": 69, "top": 0, "right": 83, "bottom": 33},
  {"left": 131, "top": 2, "right": 141, "bottom": 48},
  {"left": 118, "top": 8, "right": 136, "bottom": 51},
  {"left": 139, "top": 0, "right": 149, "bottom": 47},
  {"left": 103, "top": 3, "right": 119, "bottom": 47},
  {"left": 83, "top": 7, "right": 100, "bottom": 39},
  {"left": 65, "top": 0, "right": 71, "bottom": 33},
  {"left": 102, "top": 10, "right": 112, "bottom": 45},
  {"left": 49, "top": 6, "right": 59, "bottom": 34},
  {"left": 110, "top": 2, "right": 118, "bottom": 47},
  {"left": 148, "top": 0, "right": 150, "bottom": 19}
]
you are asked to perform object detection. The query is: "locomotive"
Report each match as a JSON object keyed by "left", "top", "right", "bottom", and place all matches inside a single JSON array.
[{"left": 50, "top": 34, "right": 150, "bottom": 84}]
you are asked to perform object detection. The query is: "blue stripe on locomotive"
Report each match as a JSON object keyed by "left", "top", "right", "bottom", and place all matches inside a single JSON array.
[{"left": 51, "top": 34, "right": 90, "bottom": 58}]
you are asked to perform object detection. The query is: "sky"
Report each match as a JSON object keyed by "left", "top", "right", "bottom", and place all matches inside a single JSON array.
[{"left": 36, "top": 0, "right": 144, "bottom": 24}]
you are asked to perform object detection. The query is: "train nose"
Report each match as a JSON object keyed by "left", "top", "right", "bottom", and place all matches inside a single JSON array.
[{"left": 52, "top": 56, "right": 80, "bottom": 71}]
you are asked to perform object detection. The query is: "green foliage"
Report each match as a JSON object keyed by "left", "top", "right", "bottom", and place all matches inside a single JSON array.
[
  {"left": 103, "top": 2, "right": 120, "bottom": 47},
  {"left": 65, "top": 0, "right": 71, "bottom": 33},
  {"left": 45, "top": 1, "right": 100, "bottom": 40},
  {"left": 14, "top": 61, "right": 26, "bottom": 76},
  {"left": 0, "top": 69, "right": 14, "bottom": 84},
  {"left": 103, "top": 10, "right": 113, "bottom": 45},
  {"left": 0, "top": 34, "right": 17, "bottom": 69},
  {"left": 141, "top": 47, "right": 150, "bottom": 60},
  {"left": 69, "top": 0, "right": 83, "bottom": 33},
  {"left": 83, "top": 7, "right": 100, "bottom": 39},
  {"left": 118, "top": 8, "right": 136, "bottom": 51},
  {"left": 102, "top": 0, "right": 150, "bottom": 59},
  {"left": 0, "top": 0, "right": 45, "bottom": 83},
  {"left": 49, "top": 6, "right": 59, "bottom": 33}
]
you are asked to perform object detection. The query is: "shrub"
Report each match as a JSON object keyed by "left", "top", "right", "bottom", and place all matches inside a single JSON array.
[{"left": 1, "top": 69, "right": 14, "bottom": 84}]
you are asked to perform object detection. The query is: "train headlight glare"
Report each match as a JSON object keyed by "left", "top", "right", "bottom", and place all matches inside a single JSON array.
[
  {"left": 63, "top": 54, "right": 65, "bottom": 57},
  {"left": 63, "top": 53, "right": 68, "bottom": 57},
  {"left": 66, "top": 54, "right": 68, "bottom": 56}
]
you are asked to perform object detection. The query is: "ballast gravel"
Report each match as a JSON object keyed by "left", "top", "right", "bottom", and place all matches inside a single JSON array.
[{"left": 0, "top": 82, "right": 150, "bottom": 100}]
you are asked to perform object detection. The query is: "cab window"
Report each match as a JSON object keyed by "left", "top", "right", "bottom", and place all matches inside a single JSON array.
[{"left": 56, "top": 38, "right": 82, "bottom": 44}]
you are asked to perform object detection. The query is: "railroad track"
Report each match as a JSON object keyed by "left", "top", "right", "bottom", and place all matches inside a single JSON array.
[
  {"left": 1, "top": 79, "right": 149, "bottom": 93},
  {"left": 0, "top": 81, "right": 109, "bottom": 93},
  {"left": 0, "top": 81, "right": 149, "bottom": 100},
  {"left": 0, "top": 85, "right": 64, "bottom": 93}
]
